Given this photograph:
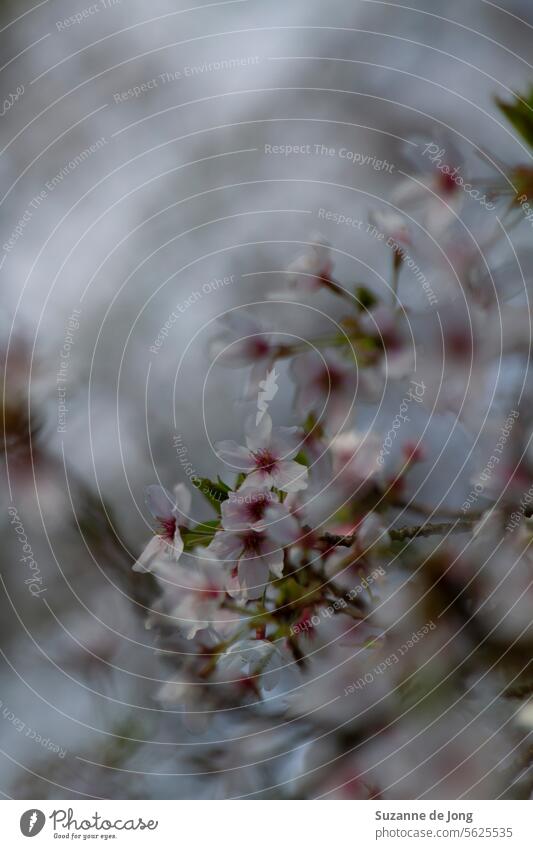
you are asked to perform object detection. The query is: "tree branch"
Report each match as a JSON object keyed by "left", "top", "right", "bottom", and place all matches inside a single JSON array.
[{"left": 321, "top": 518, "right": 476, "bottom": 548}]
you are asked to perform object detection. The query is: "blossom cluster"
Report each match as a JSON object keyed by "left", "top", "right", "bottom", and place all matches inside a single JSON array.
[{"left": 133, "top": 89, "right": 533, "bottom": 799}]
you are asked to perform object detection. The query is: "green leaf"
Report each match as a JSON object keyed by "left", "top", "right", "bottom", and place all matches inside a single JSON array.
[
  {"left": 496, "top": 87, "right": 533, "bottom": 149},
  {"left": 354, "top": 285, "right": 378, "bottom": 311},
  {"left": 182, "top": 519, "right": 219, "bottom": 550},
  {"left": 194, "top": 477, "right": 230, "bottom": 514}
]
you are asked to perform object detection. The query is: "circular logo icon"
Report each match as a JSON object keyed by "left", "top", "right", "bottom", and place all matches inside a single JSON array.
[{"left": 20, "top": 810, "right": 46, "bottom": 837}]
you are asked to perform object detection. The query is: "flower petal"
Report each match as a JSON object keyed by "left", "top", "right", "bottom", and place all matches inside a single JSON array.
[
  {"left": 269, "top": 425, "right": 302, "bottom": 460},
  {"left": 426, "top": 194, "right": 463, "bottom": 236},
  {"left": 173, "top": 483, "right": 192, "bottom": 518},
  {"left": 272, "top": 460, "right": 309, "bottom": 492},
  {"left": 216, "top": 440, "right": 255, "bottom": 471},
  {"left": 245, "top": 411, "right": 272, "bottom": 450},
  {"left": 261, "top": 549, "right": 284, "bottom": 580},
  {"left": 145, "top": 485, "right": 175, "bottom": 520},
  {"left": 237, "top": 556, "right": 269, "bottom": 599},
  {"left": 263, "top": 503, "right": 301, "bottom": 546},
  {"left": 239, "top": 468, "right": 272, "bottom": 490},
  {"left": 133, "top": 535, "right": 163, "bottom": 572},
  {"left": 172, "top": 527, "right": 185, "bottom": 561},
  {"left": 206, "top": 531, "right": 243, "bottom": 563}
]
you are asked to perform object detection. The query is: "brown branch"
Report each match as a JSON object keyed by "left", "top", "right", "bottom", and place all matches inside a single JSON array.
[{"left": 321, "top": 518, "right": 476, "bottom": 548}]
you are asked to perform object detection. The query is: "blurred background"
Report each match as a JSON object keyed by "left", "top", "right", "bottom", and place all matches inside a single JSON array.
[{"left": 1, "top": 0, "right": 532, "bottom": 798}]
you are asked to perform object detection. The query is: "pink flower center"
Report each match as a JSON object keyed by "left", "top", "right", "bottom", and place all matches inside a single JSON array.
[
  {"left": 252, "top": 449, "right": 278, "bottom": 475},
  {"left": 317, "top": 365, "right": 344, "bottom": 393},
  {"left": 446, "top": 329, "right": 471, "bottom": 358},
  {"left": 245, "top": 494, "right": 271, "bottom": 522},
  {"left": 438, "top": 170, "right": 457, "bottom": 195},
  {"left": 241, "top": 530, "right": 263, "bottom": 554},
  {"left": 247, "top": 338, "right": 270, "bottom": 359},
  {"left": 201, "top": 583, "right": 221, "bottom": 599},
  {"left": 316, "top": 260, "right": 333, "bottom": 282},
  {"left": 157, "top": 516, "right": 177, "bottom": 541}
]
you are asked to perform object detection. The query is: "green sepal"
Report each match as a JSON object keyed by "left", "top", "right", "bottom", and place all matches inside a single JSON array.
[{"left": 496, "top": 87, "right": 533, "bottom": 149}]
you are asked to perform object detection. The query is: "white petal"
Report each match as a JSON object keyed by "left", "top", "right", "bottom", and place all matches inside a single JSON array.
[
  {"left": 357, "top": 513, "right": 390, "bottom": 551},
  {"left": 238, "top": 556, "right": 269, "bottom": 599},
  {"left": 262, "top": 549, "right": 284, "bottom": 579},
  {"left": 145, "top": 485, "right": 175, "bottom": 520},
  {"left": 173, "top": 483, "right": 192, "bottom": 518},
  {"left": 272, "top": 460, "right": 309, "bottom": 492},
  {"left": 245, "top": 411, "right": 272, "bottom": 450},
  {"left": 425, "top": 196, "right": 461, "bottom": 236},
  {"left": 172, "top": 527, "right": 185, "bottom": 560},
  {"left": 220, "top": 310, "right": 262, "bottom": 336},
  {"left": 322, "top": 383, "right": 357, "bottom": 433},
  {"left": 390, "top": 179, "right": 428, "bottom": 207},
  {"left": 211, "top": 338, "right": 257, "bottom": 367},
  {"left": 291, "top": 353, "right": 322, "bottom": 383},
  {"left": 239, "top": 468, "right": 272, "bottom": 490},
  {"left": 243, "top": 359, "right": 274, "bottom": 400},
  {"left": 206, "top": 531, "right": 243, "bottom": 563},
  {"left": 263, "top": 504, "right": 300, "bottom": 546},
  {"left": 133, "top": 536, "right": 163, "bottom": 572},
  {"left": 221, "top": 498, "right": 253, "bottom": 531},
  {"left": 269, "top": 425, "right": 302, "bottom": 460},
  {"left": 216, "top": 440, "right": 255, "bottom": 471},
  {"left": 294, "top": 386, "right": 325, "bottom": 421}
]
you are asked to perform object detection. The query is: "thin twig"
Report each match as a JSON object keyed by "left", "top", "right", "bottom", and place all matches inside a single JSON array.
[{"left": 321, "top": 518, "right": 476, "bottom": 548}]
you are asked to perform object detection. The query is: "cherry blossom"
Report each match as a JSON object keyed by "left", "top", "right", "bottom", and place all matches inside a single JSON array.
[
  {"left": 291, "top": 351, "right": 359, "bottom": 432},
  {"left": 283, "top": 233, "right": 333, "bottom": 297},
  {"left": 216, "top": 412, "right": 308, "bottom": 492},
  {"left": 145, "top": 557, "right": 230, "bottom": 639},
  {"left": 127, "top": 88, "right": 533, "bottom": 800},
  {"left": 206, "top": 487, "right": 300, "bottom": 599},
  {"left": 133, "top": 483, "right": 191, "bottom": 572},
  {"left": 368, "top": 208, "right": 411, "bottom": 249},
  {"left": 216, "top": 638, "right": 291, "bottom": 693},
  {"left": 359, "top": 304, "right": 414, "bottom": 379},
  {"left": 392, "top": 136, "right": 466, "bottom": 235},
  {"left": 209, "top": 310, "right": 279, "bottom": 397},
  {"left": 330, "top": 430, "right": 384, "bottom": 496}
]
